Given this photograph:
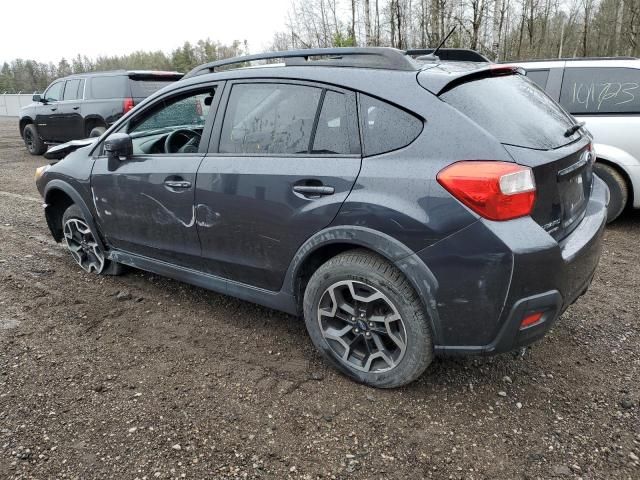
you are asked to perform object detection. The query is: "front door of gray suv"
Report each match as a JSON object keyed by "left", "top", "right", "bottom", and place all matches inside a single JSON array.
[
  {"left": 36, "top": 80, "right": 65, "bottom": 142},
  {"left": 91, "top": 86, "right": 220, "bottom": 268},
  {"left": 195, "top": 81, "right": 361, "bottom": 290}
]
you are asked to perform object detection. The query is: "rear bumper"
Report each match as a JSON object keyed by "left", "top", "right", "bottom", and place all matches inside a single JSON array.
[{"left": 417, "top": 176, "right": 608, "bottom": 356}]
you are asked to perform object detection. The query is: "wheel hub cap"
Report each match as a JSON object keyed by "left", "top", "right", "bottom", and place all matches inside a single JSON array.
[
  {"left": 317, "top": 280, "right": 407, "bottom": 373},
  {"left": 63, "top": 218, "right": 105, "bottom": 273}
]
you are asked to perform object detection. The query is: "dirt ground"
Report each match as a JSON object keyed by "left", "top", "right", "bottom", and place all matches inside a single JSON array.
[{"left": 0, "top": 118, "right": 638, "bottom": 480}]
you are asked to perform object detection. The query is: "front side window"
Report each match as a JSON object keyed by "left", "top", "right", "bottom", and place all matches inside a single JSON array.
[
  {"left": 125, "top": 88, "right": 215, "bottom": 155},
  {"left": 44, "top": 81, "right": 63, "bottom": 102},
  {"left": 219, "top": 83, "right": 322, "bottom": 154},
  {"left": 559, "top": 67, "right": 640, "bottom": 114}
]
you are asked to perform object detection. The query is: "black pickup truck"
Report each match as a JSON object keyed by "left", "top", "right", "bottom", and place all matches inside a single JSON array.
[{"left": 19, "top": 70, "right": 182, "bottom": 155}]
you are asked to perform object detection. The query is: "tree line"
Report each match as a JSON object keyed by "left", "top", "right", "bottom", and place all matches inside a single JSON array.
[
  {"left": 276, "top": 0, "right": 639, "bottom": 60},
  {"left": 2, "top": 1, "right": 638, "bottom": 93},
  {"left": 0, "top": 39, "right": 246, "bottom": 93}
]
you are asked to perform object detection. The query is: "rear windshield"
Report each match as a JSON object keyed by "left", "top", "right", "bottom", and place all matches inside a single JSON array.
[
  {"left": 441, "top": 74, "right": 576, "bottom": 150},
  {"left": 129, "top": 79, "right": 176, "bottom": 98}
]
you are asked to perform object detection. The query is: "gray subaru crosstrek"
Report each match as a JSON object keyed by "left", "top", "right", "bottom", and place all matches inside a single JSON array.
[{"left": 34, "top": 48, "right": 608, "bottom": 388}]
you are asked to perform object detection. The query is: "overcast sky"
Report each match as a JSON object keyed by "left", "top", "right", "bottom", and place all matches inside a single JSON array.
[{"left": 1, "top": 0, "right": 290, "bottom": 64}]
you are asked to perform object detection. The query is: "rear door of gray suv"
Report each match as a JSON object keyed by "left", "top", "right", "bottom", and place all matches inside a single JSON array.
[{"left": 195, "top": 80, "right": 361, "bottom": 290}]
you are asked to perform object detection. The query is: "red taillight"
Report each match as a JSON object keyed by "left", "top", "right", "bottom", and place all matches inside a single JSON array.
[
  {"left": 123, "top": 97, "right": 135, "bottom": 113},
  {"left": 520, "top": 312, "right": 544, "bottom": 329},
  {"left": 437, "top": 161, "right": 536, "bottom": 221}
]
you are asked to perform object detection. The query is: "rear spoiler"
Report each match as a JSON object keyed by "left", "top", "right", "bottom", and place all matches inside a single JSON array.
[
  {"left": 418, "top": 64, "right": 525, "bottom": 95},
  {"left": 126, "top": 71, "right": 183, "bottom": 80}
]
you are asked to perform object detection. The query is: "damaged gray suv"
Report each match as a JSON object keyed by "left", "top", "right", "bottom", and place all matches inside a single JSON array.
[{"left": 35, "top": 48, "right": 608, "bottom": 388}]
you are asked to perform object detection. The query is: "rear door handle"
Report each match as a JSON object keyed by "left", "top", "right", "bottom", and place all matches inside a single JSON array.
[
  {"left": 293, "top": 185, "right": 335, "bottom": 196},
  {"left": 72, "top": 106, "right": 80, "bottom": 111},
  {"left": 164, "top": 180, "right": 192, "bottom": 189}
]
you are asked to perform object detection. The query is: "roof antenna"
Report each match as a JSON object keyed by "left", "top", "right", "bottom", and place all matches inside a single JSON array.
[{"left": 416, "top": 26, "right": 457, "bottom": 62}]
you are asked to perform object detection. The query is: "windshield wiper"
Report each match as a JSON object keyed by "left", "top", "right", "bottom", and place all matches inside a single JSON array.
[{"left": 564, "top": 121, "right": 585, "bottom": 137}]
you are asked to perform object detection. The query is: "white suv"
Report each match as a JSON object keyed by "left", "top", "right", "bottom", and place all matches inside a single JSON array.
[{"left": 514, "top": 58, "right": 640, "bottom": 222}]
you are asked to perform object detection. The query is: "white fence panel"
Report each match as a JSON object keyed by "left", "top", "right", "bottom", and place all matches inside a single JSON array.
[{"left": 0, "top": 94, "right": 36, "bottom": 117}]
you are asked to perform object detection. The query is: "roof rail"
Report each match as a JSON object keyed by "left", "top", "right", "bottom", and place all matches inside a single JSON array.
[
  {"left": 503, "top": 56, "right": 637, "bottom": 63},
  {"left": 407, "top": 48, "right": 491, "bottom": 62},
  {"left": 183, "top": 47, "right": 417, "bottom": 78}
]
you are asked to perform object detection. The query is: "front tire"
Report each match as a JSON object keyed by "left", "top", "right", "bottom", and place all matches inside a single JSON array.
[
  {"left": 23, "top": 124, "right": 46, "bottom": 155},
  {"left": 594, "top": 162, "right": 628, "bottom": 223},
  {"left": 89, "top": 126, "right": 106, "bottom": 138},
  {"left": 303, "top": 249, "right": 433, "bottom": 388},
  {"left": 62, "top": 204, "right": 122, "bottom": 275}
]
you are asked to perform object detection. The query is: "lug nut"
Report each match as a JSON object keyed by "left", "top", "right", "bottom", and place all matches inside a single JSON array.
[
  {"left": 368, "top": 322, "right": 374, "bottom": 327},
  {"left": 365, "top": 332, "right": 371, "bottom": 337},
  {"left": 354, "top": 328, "right": 360, "bottom": 334},
  {"left": 360, "top": 313, "right": 365, "bottom": 318}
]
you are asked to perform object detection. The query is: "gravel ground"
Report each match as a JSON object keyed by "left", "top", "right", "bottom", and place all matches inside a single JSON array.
[{"left": 0, "top": 118, "right": 638, "bottom": 479}]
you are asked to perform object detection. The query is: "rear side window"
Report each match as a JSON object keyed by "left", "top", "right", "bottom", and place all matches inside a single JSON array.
[
  {"left": 559, "top": 67, "right": 640, "bottom": 114},
  {"left": 525, "top": 70, "right": 550, "bottom": 89},
  {"left": 312, "top": 91, "right": 359, "bottom": 154},
  {"left": 130, "top": 79, "right": 176, "bottom": 98},
  {"left": 63, "top": 79, "right": 82, "bottom": 101},
  {"left": 220, "top": 83, "right": 322, "bottom": 155},
  {"left": 89, "top": 76, "right": 128, "bottom": 99},
  {"left": 441, "top": 74, "right": 575, "bottom": 150},
  {"left": 359, "top": 94, "right": 422, "bottom": 156}
]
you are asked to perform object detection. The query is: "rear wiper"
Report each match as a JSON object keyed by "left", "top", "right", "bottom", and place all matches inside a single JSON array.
[{"left": 564, "top": 121, "right": 585, "bottom": 137}]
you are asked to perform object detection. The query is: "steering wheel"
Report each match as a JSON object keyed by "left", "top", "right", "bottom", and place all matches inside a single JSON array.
[{"left": 164, "top": 129, "right": 202, "bottom": 154}]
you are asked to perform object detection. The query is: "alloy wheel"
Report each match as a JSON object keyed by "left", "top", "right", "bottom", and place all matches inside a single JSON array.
[
  {"left": 317, "top": 280, "right": 407, "bottom": 373},
  {"left": 63, "top": 218, "right": 105, "bottom": 273}
]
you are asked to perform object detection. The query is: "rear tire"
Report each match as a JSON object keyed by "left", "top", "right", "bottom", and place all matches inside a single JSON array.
[
  {"left": 303, "top": 249, "right": 433, "bottom": 388},
  {"left": 62, "top": 204, "right": 123, "bottom": 275},
  {"left": 594, "top": 162, "right": 628, "bottom": 223},
  {"left": 23, "top": 124, "right": 46, "bottom": 155},
  {"left": 89, "top": 126, "right": 106, "bottom": 138}
]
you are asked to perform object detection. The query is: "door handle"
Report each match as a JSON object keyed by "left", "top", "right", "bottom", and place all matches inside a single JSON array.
[
  {"left": 72, "top": 106, "right": 80, "bottom": 110},
  {"left": 164, "top": 180, "right": 191, "bottom": 189},
  {"left": 50, "top": 107, "right": 57, "bottom": 111},
  {"left": 293, "top": 185, "right": 335, "bottom": 196}
]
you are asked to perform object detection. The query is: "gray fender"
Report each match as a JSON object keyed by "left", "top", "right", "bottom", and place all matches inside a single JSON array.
[
  {"left": 43, "top": 179, "right": 107, "bottom": 251},
  {"left": 282, "top": 226, "right": 443, "bottom": 344}
]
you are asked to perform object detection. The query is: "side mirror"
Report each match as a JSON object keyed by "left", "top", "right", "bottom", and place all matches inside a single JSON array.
[
  {"left": 32, "top": 94, "right": 42, "bottom": 103},
  {"left": 103, "top": 133, "right": 133, "bottom": 160}
]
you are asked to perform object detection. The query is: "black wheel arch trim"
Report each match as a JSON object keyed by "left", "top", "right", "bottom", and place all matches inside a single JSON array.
[
  {"left": 43, "top": 179, "right": 107, "bottom": 252},
  {"left": 19, "top": 117, "right": 34, "bottom": 138},
  {"left": 282, "top": 225, "right": 443, "bottom": 344}
]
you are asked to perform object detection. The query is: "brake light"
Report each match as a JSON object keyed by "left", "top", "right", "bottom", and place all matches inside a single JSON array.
[
  {"left": 437, "top": 161, "right": 536, "bottom": 221},
  {"left": 490, "top": 64, "right": 525, "bottom": 76},
  {"left": 123, "top": 97, "right": 135, "bottom": 113}
]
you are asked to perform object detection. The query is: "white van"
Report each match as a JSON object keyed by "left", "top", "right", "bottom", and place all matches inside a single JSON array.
[{"left": 514, "top": 58, "right": 640, "bottom": 222}]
